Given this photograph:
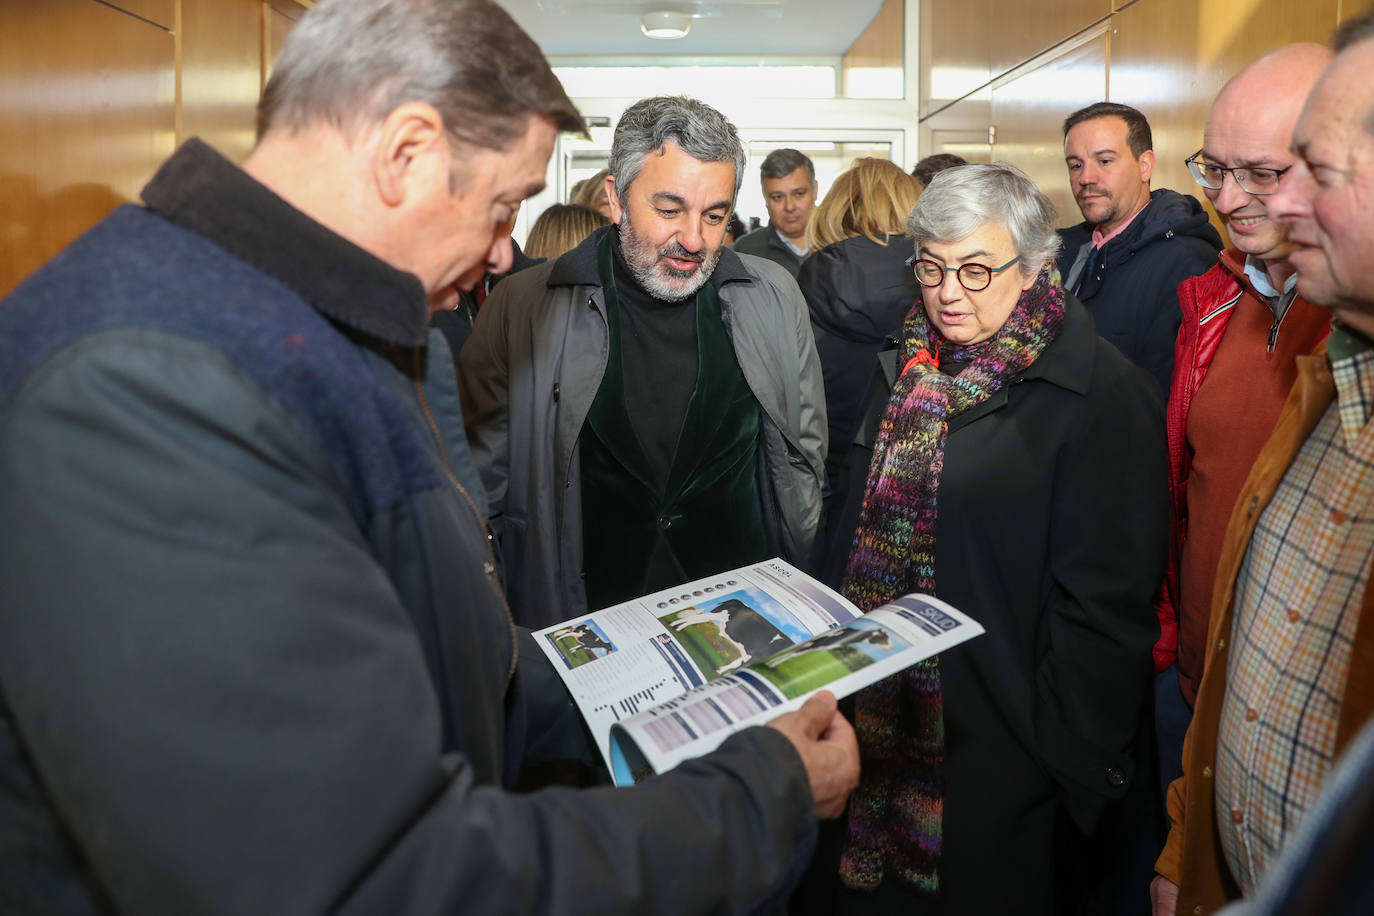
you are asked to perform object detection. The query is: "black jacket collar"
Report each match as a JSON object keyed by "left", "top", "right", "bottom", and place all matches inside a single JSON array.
[
  {"left": 1017, "top": 294, "right": 1096, "bottom": 394},
  {"left": 140, "top": 138, "right": 429, "bottom": 348},
  {"left": 547, "top": 225, "right": 753, "bottom": 291},
  {"left": 1059, "top": 188, "right": 1221, "bottom": 269}
]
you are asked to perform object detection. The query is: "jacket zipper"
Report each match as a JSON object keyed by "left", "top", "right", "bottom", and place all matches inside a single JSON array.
[
  {"left": 1266, "top": 289, "right": 1297, "bottom": 354},
  {"left": 1258, "top": 288, "right": 1291, "bottom": 354},
  {"left": 412, "top": 351, "right": 519, "bottom": 686}
]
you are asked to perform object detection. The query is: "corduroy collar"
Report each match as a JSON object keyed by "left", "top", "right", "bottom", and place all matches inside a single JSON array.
[
  {"left": 140, "top": 139, "right": 429, "bottom": 347},
  {"left": 546, "top": 225, "right": 753, "bottom": 292}
]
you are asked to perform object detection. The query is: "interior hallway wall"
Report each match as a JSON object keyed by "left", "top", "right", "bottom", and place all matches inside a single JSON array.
[
  {"left": 919, "top": 0, "right": 1364, "bottom": 235},
  {"left": 4, "top": 0, "right": 1371, "bottom": 296},
  {"left": 0, "top": 0, "right": 309, "bottom": 297}
]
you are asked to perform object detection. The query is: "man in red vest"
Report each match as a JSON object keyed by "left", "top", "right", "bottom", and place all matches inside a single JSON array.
[{"left": 1152, "top": 42, "right": 1334, "bottom": 810}]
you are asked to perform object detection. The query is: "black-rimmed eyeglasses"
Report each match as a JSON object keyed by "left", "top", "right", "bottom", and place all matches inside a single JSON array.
[
  {"left": 1184, "top": 150, "right": 1289, "bottom": 195},
  {"left": 909, "top": 255, "right": 1020, "bottom": 292}
]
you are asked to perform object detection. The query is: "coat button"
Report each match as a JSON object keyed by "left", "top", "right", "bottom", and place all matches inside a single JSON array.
[
  {"left": 1202, "top": 765, "right": 1212, "bottom": 778},
  {"left": 1288, "top": 609, "right": 1300, "bottom": 622},
  {"left": 1248, "top": 495, "right": 1259, "bottom": 515},
  {"left": 1330, "top": 508, "right": 1348, "bottom": 525},
  {"left": 1245, "top": 708, "right": 1258, "bottom": 722},
  {"left": 552, "top": 382, "right": 561, "bottom": 402},
  {"left": 1231, "top": 809, "right": 1244, "bottom": 824},
  {"left": 1105, "top": 767, "right": 1126, "bottom": 788},
  {"left": 658, "top": 515, "right": 672, "bottom": 530},
  {"left": 483, "top": 561, "right": 495, "bottom": 576}
]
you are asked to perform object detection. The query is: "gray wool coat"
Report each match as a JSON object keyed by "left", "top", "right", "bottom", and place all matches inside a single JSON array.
[{"left": 460, "top": 227, "right": 827, "bottom": 627}]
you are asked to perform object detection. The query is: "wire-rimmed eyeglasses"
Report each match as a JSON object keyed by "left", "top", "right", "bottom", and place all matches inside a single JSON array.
[
  {"left": 1184, "top": 150, "right": 1289, "bottom": 196},
  {"left": 909, "top": 255, "right": 1021, "bottom": 292}
]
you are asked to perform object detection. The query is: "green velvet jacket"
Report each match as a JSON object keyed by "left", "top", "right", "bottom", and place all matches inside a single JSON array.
[{"left": 460, "top": 226, "right": 827, "bottom": 628}]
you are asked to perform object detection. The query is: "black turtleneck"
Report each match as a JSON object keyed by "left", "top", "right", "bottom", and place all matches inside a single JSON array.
[{"left": 610, "top": 233, "right": 699, "bottom": 487}]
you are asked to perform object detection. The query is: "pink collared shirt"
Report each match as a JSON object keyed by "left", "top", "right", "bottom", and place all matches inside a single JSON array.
[{"left": 1090, "top": 198, "right": 1150, "bottom": 249}]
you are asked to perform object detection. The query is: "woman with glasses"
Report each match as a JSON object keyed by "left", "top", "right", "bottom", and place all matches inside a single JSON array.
[
  {"left": 797, "top": 157, "right": 923, "bottom": 587},
  {"left": 798, "top": 164, "right": 1168, "bottom": 915}
]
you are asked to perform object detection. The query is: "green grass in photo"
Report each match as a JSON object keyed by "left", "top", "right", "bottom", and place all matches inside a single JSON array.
[{"left": 751, "top": 646, "right": 878, "bottom": 699}]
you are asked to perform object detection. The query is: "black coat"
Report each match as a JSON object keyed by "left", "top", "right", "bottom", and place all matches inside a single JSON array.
[
  {"left": 798, "top": 233, "right": 920, "bottom": 580},
  {"left": 430, "top": 239, "right": 542, "bottom": 367},
  {"left": 0, "top": 145, "right": 818, "bottom": 916},
  {"left": 811, "top": 296, "right": 1168, "bottom": 914},
  {"left": 1056, "top": 188, "right": 1222, "bottom": 397}
]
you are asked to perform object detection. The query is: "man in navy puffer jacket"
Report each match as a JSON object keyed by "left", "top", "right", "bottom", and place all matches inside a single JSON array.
[{"left": 1057, "top": 102, "right": 1223, "bottom": 398}]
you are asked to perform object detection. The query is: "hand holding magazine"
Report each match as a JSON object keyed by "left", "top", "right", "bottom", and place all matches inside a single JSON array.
[{"left": 533, "top": 559, "right": 984, "bottom": 785}]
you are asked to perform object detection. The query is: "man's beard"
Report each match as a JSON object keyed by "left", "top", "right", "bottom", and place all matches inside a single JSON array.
[
  {"left": 618, "top": 216, "right": 721, "bottom": 302},
  {"left": 1076, "top": 185, "right": 1118, "bottom": 224}
]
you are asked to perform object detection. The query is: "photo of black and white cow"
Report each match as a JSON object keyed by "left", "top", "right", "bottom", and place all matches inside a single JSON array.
[
  {"left": 758, "top": 626, "right": 893, "bottom": 670},
  {"left": 748, "top": 619, "right": 910, "bottom": 699},
  {"left": 661, "top": 598, "right": 797, "bottom": 676},
  {"left": 546, "top": 621, "right": 617, "bottom": 670}
]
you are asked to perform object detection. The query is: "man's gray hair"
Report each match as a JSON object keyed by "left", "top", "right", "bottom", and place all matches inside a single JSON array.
[
  {"left": 1332, "top": 5, "right": 1374, "bottom": 134},
  {"left": 760, "top": 148, "right": 815, "bottom": 184},
  {"left": 1333, "top": 5, "right": 1374, "bottom": 52},
  {"left": 608, "top": 97, "right": 747, "bottom": 198},
  {"left": 907, "top": 163, "right": 1062, "bottom": 278},
  {"left": 257, "top": 0, "right": 583, "bottom": 149}
]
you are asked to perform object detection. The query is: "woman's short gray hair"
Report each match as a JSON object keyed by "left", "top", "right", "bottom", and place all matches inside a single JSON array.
[
  {"left": 258, "top": 0, "right": 583, "bottom": 150},
  {"left": 906, "top": 163, "right": 1062, "bottom": 277},
  {"left": 608, "top": 97, "right": 747, "bottom": 198}
]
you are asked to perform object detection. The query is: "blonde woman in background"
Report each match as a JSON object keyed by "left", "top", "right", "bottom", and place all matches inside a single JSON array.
[
  {"left": 569, "top": 168, "right": 612, "bottom": 219},
  {"left": 799, "top": 158, "right": 923, "bottom": 586},
  {"left": 524, "top": 204, "right": 609, "bottom": 260}
]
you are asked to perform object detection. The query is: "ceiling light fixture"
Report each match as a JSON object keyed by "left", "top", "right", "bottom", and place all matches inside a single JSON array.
[{"left": 640, "top": 10, "right": 691, "bottom": 40}]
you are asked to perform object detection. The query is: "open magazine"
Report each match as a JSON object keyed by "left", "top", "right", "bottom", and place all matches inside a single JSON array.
[{"left": 533, "top": 559, "right": 984, "bottom": 786}]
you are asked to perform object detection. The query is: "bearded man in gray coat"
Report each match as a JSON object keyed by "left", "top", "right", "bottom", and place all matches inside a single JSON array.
[{"left": 461, "top": 96, "right": 826, "bottom": 627}]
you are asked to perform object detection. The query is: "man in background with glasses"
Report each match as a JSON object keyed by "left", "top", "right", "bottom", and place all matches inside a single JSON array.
[
  {"left": 1152, "top": 44, "right": 1334, "bottom": 837},
  {"left": 1059, "top": 102, "right": 1222, "bottom": 398}
]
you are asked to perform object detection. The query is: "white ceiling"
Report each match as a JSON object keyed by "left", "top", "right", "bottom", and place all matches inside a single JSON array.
[{"left": 498, "top": 0, "right": 887, "bottom": 58}]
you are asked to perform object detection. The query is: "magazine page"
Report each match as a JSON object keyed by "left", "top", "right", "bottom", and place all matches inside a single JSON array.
[
  {"left": 532, "top": 559, "right": 863, "bottom": 774},
  {"left": 606, "top": 593, "right": 983, "bottom": 785}
]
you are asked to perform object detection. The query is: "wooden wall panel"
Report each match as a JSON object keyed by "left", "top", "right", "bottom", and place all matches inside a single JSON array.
[
  {"left": 920, "top": 0, "right": 991, "bottom": 117},
  {"left": 841, "top": 0, "right": 904, "bottom": 97},
  {"left": 987, "top": 0, "right": 1109, "bottom": 76},
  {"left": 1107, "top": 0, "right": 1341, "bottom": 236},
  {"left": 181, "top": 0, "right": 262, "bottom": 162},
  {"left": 990, "top": 35, "right": 1108, "bottom": 228},
  {"left": 0, "top": 0, "right": 175, "bottom": 296},
  {"left": 927, "top": 128, "right": 993, "bottom": 164},
  {"left": 264, "top": 1, "right": 309, "bottom": 86},
  {"left": 106, "top": 0, "right": 175, "bottom": 28},
  {"left": 922, "top": 0, "right": 1352, "bottom": 236},
  {"left": 920, "top": 91, "right": 993, "bottom": 164}
]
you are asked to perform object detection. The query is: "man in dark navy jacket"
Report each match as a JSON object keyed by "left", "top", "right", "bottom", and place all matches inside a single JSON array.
[
  {"left": 0, "top": 1, "right": 858, "bottom": 913},
  {"left": 1058, "top": 102, "right": 1222, "bottom": 397}
]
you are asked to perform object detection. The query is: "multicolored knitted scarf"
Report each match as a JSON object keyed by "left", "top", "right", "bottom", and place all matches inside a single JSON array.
[{"left": 837, "top": 268, "right": 1067, "bottom": 894}]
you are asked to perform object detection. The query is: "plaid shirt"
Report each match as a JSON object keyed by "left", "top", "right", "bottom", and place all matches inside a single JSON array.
[{"left": 1215, "top": 327, "right": 1374, "bottom": 893}]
